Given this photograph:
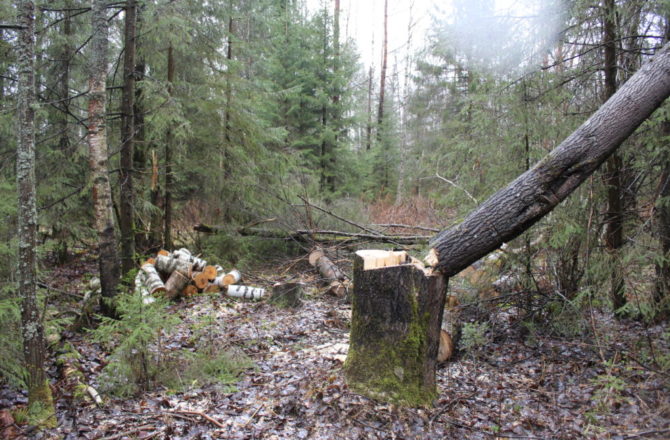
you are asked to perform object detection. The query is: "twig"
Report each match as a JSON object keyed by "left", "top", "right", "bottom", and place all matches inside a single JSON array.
[
  {"left": 100, "top": 425, "right": 155, "bottom": 440},
  {"left": 372, "top": 223, "right": 440, "bottom": 232},
  {"left": 243, "top": 404, "right": 263, "bottom": 427},
  {"left": 171, "top": 410, "right": 225, "bottom": 429},
  {"left": 296, "top": 195, "right": 385, "bottom": 237},
  {"left": 623, "top": 428, "right": 670, "bottom": 439},
  {"left": 37, "top": 281, "right": 84, "bottom": 300},
  {"left": 434, "top": 172, "right": 478, "bottom": 205}
]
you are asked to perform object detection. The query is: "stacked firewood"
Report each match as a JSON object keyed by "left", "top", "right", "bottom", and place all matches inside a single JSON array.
[{"left": 135, "top": 248, "right": 265, "bottom": 304}]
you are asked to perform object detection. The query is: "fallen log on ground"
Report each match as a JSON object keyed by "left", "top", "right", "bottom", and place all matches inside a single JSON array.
[
  {"left": 195, "top": 223, "right": 431, "bottom": 245},
  {"left": 349, "top": 42, "right": 670, "bottom": 407},
  {"left": 309, "top": 249, "right": 350, "bottom": 297}
]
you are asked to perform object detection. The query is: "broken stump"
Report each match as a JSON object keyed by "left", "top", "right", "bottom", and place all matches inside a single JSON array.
[
  {"left": 269, "top": 282, "right": 304, "bottom": 308},
  {"left": 344, "top": 250, "right": 447, "bottom": 406}
]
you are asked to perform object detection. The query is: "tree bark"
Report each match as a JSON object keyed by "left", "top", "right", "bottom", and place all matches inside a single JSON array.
[
  {"left": 88, "top": 0, "right": 121, "bottom": 314},
  {"left": 345, "top": 251, "right": 447, "bottom": 405},
  {"left": 428, "top": 42, "right": 670, "bottom": 277},
  {"left": 57, "top": 2, "right": 73, "bottom": 151},
  {"left": 655, "top": 17, "right": 670, "bottom": 316},
  {"left": 164, "top": 43, "right": 175, "bottom": 250},
  {"left": 602, "top": 0, "right": 626, "bottom": 311},
  {"left": 16, "top": 0, "right": 56, "bottom": 423},
  {"left": 119, "top": 0, "right": 137, "bottom": 273}
]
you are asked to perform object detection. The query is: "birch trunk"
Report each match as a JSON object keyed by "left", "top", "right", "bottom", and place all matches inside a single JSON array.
[{"left": 88, "top": 0, "right": 121, "bottom": 313}]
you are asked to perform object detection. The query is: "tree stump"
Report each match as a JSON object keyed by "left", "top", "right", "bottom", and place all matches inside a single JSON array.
[
  {"left": 344, "top": 250, "right": 447, "bottom": 406},
  {"left": 269, "top": 282, "right": 304, "bottom": 308}
]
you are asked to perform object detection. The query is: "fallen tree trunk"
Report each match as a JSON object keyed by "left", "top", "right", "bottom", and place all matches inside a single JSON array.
[
  {"left": 344, "top": 250, "right": 447, "bottom": 405},
  {"left": 196, "top": 223, "right": 431, "bottom": 245},
  {"left": 427, "top": 42, "right": 670, "bottom": 277},
  {"left": 309, "top": 249, "right": 349, "bottom": 297}
]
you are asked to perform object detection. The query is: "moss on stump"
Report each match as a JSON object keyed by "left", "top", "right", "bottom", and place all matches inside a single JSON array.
[{"left": 344, "top": 251, "right": 447, "bottom": 406}]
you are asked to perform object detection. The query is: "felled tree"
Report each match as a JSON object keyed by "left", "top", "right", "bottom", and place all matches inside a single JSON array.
[{"left": 345, "top": 42, "right": 670, "bottom": 406}]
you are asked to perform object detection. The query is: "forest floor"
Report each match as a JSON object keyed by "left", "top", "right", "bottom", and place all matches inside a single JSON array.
[{"left": 1, "top": 250, "right": 670, "bottom": 440}]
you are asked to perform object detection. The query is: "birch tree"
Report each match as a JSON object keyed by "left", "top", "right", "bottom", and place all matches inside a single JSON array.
[{"left": 88, "top": 0, "right": 120, "bottom": 313}]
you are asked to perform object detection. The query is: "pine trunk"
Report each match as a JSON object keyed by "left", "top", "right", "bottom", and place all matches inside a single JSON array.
[
  {"left": 345, "top": 251, "right": 446, "bottom": 406},
  {"left": 88, "top": 0, "right": 121, "bottom": 314},
  {"left": 16, "top": 0, "right": 56, "bottom": 424},
  {"left": 428, "top": 42, "right": 670, "bottom": 277},
  {"left": 119, "top": 0, "right": 137, "bottom": 273}
]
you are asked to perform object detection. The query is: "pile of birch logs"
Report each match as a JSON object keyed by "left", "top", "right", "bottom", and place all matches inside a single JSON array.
[{"left": 135, "top": 248, "right": 265, "bottom": 304}]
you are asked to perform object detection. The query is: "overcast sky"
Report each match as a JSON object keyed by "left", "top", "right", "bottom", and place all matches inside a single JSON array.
[{"left": 307, "top": 0, "right": 564, "bottom": 75}]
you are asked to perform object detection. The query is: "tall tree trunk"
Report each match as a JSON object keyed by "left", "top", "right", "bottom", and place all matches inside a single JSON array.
[
  {"left": 329, "top": 0, "right": 340, "bottom": 192},
  {"left": 58, "top": 3, "right": 72, "bottom": 151},
  {"left": 119, "top": 0, "right": 137, "bottom": 273},
  {"left": 376, "top": 0, "right": 388, "bottom": 141},
  {"left": 16, "top": 0, "right": 56, "bottom": 424},
  {"left": 366, "top": 63, "right": 373, "bottom": 150},
  {"left": 602, "top": 0, "right": 626, "bottom": 311},
  {"left": 655, "top": 16, "right": 670, "bottom": 315},
  {"left": 164, "top": 44, "right": 175, "bottom": 250},
  {"left": 427, "top": 42, "right": 670, "bottom": 278},
  {"left": 319, "top": 7, "right": 329, "bottom": 193},
  {"left": 88, "top": 0, "right": 121, "bottom": 315},
  {"left": 223, "top": 15, "right": 234, "bottom": 180},
  {"left": 133, "top": 4, "right": 148, "bottom": 251}
]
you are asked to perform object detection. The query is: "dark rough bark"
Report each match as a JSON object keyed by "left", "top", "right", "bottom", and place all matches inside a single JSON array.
[
  {"left": 57, "top": 3, "right": 73, "bottom": 151},
  {"left": 163, "top": 43, "right": 175, "bottom": 250},
  {"left": 345, "top": 252, "right": 447, "bottom": 406},
  {"left": 88, "top": 0, "right": 120, "bottom": 314},
  {"left": 602, "top": 0, "right": 626, "bottom": 311},
  {"left": 16, "top": 0, "right": 56, "bottom": 423},
  {"left": 656, "top": 18, "right": 670, "bottom": 316},
  {"left": 119, "top": 0, "right": 137, "bottom": 273},
  {"left": 429, "top": 42, "right": 670, "bottom": 277}
]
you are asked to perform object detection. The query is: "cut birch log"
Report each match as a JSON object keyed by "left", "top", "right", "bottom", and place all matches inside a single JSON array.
[
  {"left": 165, "top": 270, "right": 190, "bottom": 299},
  {"left": 202, "top": 265, "right": 218, "bottom": 281},
  {"left": 437, "top": 295, "right": 460, "bottom": 363},
  {"left": 155, "top": 254, "right": 192, "bottom": 276},
  {"left": 344, "top": 250, "right": 447, "bottom": 406},
  {"left": 226, "top": 285, "right": 265, "bottom": 300},
  {"left": 269, "top": 283, "right": 304, "bottom": 308},
  {"left": 223, "top": 269, "right": 241, "bottom": 286},
  {"left": 157, "top": 249, "right": 170, "bottom": 257},
  {"left": 182, "top": 284, "right": 198, "bottom": 296},
  {"left": 214, "top": 269, "right": 241, "bottom": 288},
  {"left": 141, "top": 262, "right": 166, "bottom": 295},
  {"left": 191, "top": 271, "right": 210, "bottom": 290},
  {"left": 203, "top": 283, "right": 220, "bottom": 293},
  {"left": 173, "top": 248, "right": 207, "bottom": 271},
  {"left": 133, "top": 271, "right": 154, "bottom": 304}
]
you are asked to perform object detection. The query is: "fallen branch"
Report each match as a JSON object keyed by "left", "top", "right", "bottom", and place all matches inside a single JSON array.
[
  {"left": 373, "top": 223, "right": 440, "bottom": 233},
  {"left": 171, "top": 410, "right": 225, "bottom": 429},
  {"left": 237, "top": 227, "right": 430, "bottom": 245}
]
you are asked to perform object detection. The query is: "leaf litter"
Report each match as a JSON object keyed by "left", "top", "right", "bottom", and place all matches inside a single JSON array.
[{"left": 1, "top": 254, "right": 669, "bottom": 439}]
